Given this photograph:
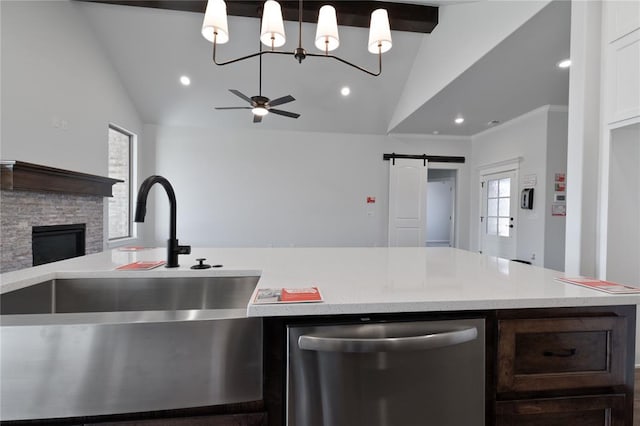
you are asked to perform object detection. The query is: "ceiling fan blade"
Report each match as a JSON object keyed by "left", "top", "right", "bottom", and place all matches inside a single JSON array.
[
  {"left": 215, "top": 106, "right": 251, "bottom": 110},
  {"left": 269, "top": 95, "right": 295, "bottom": 107},
  {"left": 253, "top": 114, "right": 263, "bottom": 123},
  {"left": 270, "top": 109, "right": 300, "bottom": 119},
  {"left": 229, "top": 89, "right": 253, "bottom": 104}
]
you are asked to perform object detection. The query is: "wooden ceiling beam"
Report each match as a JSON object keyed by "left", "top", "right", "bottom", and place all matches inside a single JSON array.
[{"left": 77, "top": 0, "right": 438, "bottom": 33}]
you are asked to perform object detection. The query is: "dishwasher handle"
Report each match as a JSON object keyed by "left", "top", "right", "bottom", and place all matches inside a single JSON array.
[{"left": 298, "top": 326, "right": 478, "bottom": 353}]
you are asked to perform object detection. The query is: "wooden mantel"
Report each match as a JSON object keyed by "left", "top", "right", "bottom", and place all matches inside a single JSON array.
[{"left": 0, "top": 161, "right": 123, "bottom": 197}]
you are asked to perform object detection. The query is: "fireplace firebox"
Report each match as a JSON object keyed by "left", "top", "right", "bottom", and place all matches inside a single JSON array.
[{"left": 32, "top": 224, "right": 86, "bottom": 266}]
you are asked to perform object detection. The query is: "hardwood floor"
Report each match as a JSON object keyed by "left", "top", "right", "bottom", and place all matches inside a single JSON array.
[{"left": 635, "top": 369, "right": 640, "bottom": 426}]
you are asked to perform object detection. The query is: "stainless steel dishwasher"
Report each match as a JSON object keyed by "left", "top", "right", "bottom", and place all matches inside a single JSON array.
[{"left": 287, "top": 318, "right": 485, "bottom": 426}]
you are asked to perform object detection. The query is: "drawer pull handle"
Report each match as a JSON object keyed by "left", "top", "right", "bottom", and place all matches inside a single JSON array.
[{"left": 543, "top": 348, "right": 577, "bottom": 357}]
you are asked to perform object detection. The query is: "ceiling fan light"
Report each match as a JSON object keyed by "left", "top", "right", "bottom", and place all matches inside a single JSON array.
[
  {"left": 260, "top": 0, "right": 286, "bottom": 48},
  {"left": 252, "top": 106, "right": 269, "bottom": 116},
  {"left": 315, "top": 5, "right": 340, "bottom": 52},
  {"left": 202, "top": 0, "right": 229, "bottom": 44},
  {"left": 368, "top": 9, "right": 392, "bottom": 54}
]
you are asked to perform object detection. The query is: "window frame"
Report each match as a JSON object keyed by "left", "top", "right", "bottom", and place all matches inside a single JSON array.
[
  {"left": 107, "top": 124, "right": 136, "bottom": 243},
  {"left": 485, "top": 177, "right": 512, "bottom": 238}
]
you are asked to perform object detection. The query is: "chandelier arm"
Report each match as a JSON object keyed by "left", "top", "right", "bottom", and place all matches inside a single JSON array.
[
  {"left": 210, "top": 9, "right": 385, "bottom": 78},
  {"left": 212, "top": 42, "right": 293, "bottom": 66},
  {"left": 213, "top": 47, "right": 383, "bottom": 77},
  {"left": 305, "top": 51, "right": 383, "bottom": 77}
]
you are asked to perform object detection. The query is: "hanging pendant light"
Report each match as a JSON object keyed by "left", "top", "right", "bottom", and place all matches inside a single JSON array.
[
  {"left": 368, "top": 9, "right": 392, "bottom": 54},
  {"left": 201, "top": 0, "right": 229, "bottom": 44},
  {"left": 260, "top": 0, "right": 286, "bottom": 48},
  {"left": 314, "top": 5, "right": 339, "bottom": 53}
]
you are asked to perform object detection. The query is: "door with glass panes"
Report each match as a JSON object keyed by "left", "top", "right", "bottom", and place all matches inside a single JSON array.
[{"left": 481, "top": 170, "right": 517, "bottom": 259}]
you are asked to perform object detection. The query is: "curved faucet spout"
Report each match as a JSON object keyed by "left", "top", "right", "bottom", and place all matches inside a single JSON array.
[{"left": 134, "top": 175, "right": 191, "bottom": 268}]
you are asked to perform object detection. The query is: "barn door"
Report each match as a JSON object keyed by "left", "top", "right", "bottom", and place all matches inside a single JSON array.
[{"left": 388, "top": 158, "right": 428, "bottom": 247}]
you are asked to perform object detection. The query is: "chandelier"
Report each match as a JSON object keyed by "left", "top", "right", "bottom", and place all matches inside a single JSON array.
[{"left": 201, "top": 0, "right": 393, "bottom": 76}]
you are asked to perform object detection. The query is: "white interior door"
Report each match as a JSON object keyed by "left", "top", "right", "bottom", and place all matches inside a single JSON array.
[
  {"left": 388, "top": 158, "right": 428, "bottom": 247},
  {"left": 481, "top": 170, "right": 517, "bottom": 259}
]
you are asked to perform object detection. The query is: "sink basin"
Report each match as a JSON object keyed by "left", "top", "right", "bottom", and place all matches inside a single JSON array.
[
  {"left": 1, "top": 276, "right": 259, "bottom": 314},
  {"left": 0, "top": 276, "right": 263, "bottom": 421}
]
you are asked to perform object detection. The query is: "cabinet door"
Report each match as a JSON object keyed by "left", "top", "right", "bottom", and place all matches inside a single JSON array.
[
  {"left": 496, "top": 394, "right": 626, "bottom": 426},
  {"left": 497, "top": 316, "right": 627, "bottom": 392},
  {"left": 606, "top": 0, "right": 640, "bottom": 43},
  {"left": 604, "top": 1, "right": 640, "bottom": 124}
]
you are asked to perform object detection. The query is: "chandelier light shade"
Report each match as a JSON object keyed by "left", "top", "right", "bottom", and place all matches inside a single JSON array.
[
  {"left": 201, "top": 0, "right": 229, "bottom": 44},
  {"left": 202, "top": 0, "right": 392, "bottom": 76},
  {"left": 315, "top": 5, "right": 340, "bottom": 52},
  {"left": 260, "top": 0, "right": 286, "bottom": 48},
  {"left": 368, "top": 9, "right": 392, "bottom": 54}
]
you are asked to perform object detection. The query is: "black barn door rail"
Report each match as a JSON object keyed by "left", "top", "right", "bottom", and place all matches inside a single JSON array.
[{"left": 383, "top": 153, "right": 466, "bottom": 166}]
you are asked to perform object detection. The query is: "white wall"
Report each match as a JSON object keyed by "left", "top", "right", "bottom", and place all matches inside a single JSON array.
[
  {"left": 564, "top": 0, "right": 602, "bottom": 277},
  {"left": 0, "top": 1, "right": 142, "bottom": 176},
  {"left": 141, "top": 126, "right": 471, "bottom": 249},
  {"left": 388, "top": 0, "right": 551, "bottom": 132},
  {"left": 471, "top": 106, "right": 567, "bottom": 268},
  {"left": 0, "top": 0, "right": 145, "bottom": 248},
  {"left": 544, "top": 109, "right": 569, "bottom": 271}
]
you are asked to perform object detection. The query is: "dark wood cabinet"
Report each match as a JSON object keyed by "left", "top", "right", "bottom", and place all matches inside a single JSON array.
[
  {"left": 497, "top": 316, "right": 627, "bottom": 392},
  {"left": 496, "top": 394, "right": 627, "bottom": 426},
  {"left": 494, "top": 306, "right": 636, "bottom": 425}
]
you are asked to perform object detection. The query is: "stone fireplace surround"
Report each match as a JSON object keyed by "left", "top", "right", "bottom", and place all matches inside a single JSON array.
[{"left": 0, "top": 161, "right": 121, "bottom": 273}]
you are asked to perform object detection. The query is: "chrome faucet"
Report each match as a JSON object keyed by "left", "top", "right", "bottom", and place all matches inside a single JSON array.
[{"left": 134, "top": 175, "right": 191, "bottom": 268}]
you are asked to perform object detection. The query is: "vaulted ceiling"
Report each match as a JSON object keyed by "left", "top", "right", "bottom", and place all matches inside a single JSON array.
[{"left": 76, "top": 0, "right": 569, "bottom": 136}]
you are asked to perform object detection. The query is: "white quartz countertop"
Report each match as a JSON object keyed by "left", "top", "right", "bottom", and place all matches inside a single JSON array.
[{"left": 1, "top": 247, "right": 638, "bottom": 317}]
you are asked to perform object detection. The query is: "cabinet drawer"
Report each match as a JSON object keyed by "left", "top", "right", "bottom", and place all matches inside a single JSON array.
[
  {"left": 497, "top": 317, "right": 627, "bottom": 393},
  {"left": 496, "top": 394, "right": 626, "bottom": 426}
]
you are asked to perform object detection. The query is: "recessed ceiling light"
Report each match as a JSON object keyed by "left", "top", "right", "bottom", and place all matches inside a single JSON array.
[
  {"left": 341, "top": 86, "right": 351, "bottom": 96},
  {"left": 179, "top": 75, "right": 191, "bottom": 86},
  {"left": 454, "top": 117, "right": 464, "bottom": 125},
  {"left": 557, "top": 59, "right": 571, "bottom": 69},
  {"left": 432, "top": 131, "right": 439, "bottom": 135}
]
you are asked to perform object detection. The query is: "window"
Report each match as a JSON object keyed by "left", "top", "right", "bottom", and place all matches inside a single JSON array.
[
  {"left": 486, "top": 177, "right": 511, "bottom": 237},
  {"left": 108, "top": 125, "right": 134, "bottom": 240}
]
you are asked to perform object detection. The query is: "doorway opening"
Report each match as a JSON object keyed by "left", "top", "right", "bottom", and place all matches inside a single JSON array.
[{"left": 426, "top": 169, "right": 456, "bottom": 247}]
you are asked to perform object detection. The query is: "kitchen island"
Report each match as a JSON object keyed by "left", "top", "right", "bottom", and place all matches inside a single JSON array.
[
  {"left": 1, "top": 247, "right": 638, "bottom": 425},
  {"left": 2, "top": 247, "right": 638, "bottom": 313}
]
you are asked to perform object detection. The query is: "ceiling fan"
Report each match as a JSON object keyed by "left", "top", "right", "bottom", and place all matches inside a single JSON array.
[{"left": 215, "top": 48, "right": 300, "bottom": 123}]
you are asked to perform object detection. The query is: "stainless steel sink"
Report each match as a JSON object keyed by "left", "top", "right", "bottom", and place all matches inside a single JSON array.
[
  {"left": 1, "top": 276, "right": 258, "bottom": 314},
  {"left": 0, "top": 276, "right": 262, "bottom": 421}
]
